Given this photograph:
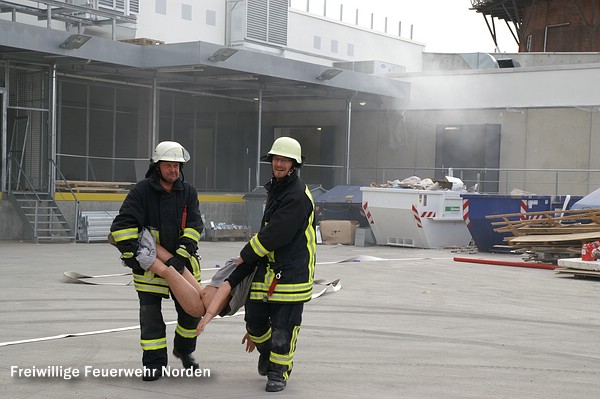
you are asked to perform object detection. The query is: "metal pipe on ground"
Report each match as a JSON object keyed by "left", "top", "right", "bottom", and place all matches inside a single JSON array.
[{"left": 453, "top": 257, "right": 556, "bottom": 270}]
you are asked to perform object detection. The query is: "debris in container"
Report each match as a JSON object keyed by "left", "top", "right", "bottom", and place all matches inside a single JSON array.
[
  {"left": 445, "top": 176, "right": 465, "bottom": 191},
  {"left": 369, "top": 175, "right": 463, "bottom": 191},
  {"left": 510, "top": 188, "right": 537, "bottom": 196}
]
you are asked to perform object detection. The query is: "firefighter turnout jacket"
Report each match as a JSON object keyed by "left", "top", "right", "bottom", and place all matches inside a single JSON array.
[
  {"left": 240, "top": 169, "right": 316, "bottom": 303},
  {"left": 110, "top": 172, "right": 203, "bottom": 296}
]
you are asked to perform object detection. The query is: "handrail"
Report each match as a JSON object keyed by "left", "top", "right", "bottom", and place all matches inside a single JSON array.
[
  {"left": 50, "top": 158, "right": 80, "bottom": 239},
  {"left": 7, "top": 155, "right": 43, "bottom": 201},
  {"left": 7, "top": 155, "right": 43, "bottom": 239},
  {"left": 49, "top": 158, "right": 79, "bottom": 202}
]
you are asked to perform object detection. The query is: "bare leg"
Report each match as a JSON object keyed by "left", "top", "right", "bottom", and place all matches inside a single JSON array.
[
  {"left": 200, "top": 286, "right": 218, "bottom": 309},
  {"left": 149, "top": 245, "right": 205, "bottom": 317},
  {"left": 151, "top": 244, "right": 233, "bottom": 330},
  {"left": 155, "top": 245, "right": 203, "bottom": 299}
]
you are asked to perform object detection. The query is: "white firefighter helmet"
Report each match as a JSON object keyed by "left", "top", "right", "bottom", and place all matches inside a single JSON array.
[
  {"left": 267, "top": 137, "right": 302, "bottom": 165},
  {"left": 151, "top": 141, "right": 190, "bottom": 163}
]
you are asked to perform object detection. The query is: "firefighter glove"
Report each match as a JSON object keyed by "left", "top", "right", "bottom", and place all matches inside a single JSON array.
[
  {"left": 166, "top": 255, "right": 187, "bottom": 274},
  {"left": 175, "top": 242, "right": 196, "bottom": 259},
  {"left": 122, "top": 256, "right": 141, "bottom": 270}
]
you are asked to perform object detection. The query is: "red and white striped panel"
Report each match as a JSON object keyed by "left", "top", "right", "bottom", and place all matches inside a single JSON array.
[
  {"left": 362, "top": 202, "right": 375, "bottom": 224},
  {"left": 520, "top": 199, "right": 527, "bottom": 220},
  {"left": 527, "top": 214, "right": 544, "bottom": 220},
  {"left": 519, "top": 200, "right": 544, "bottom": 219},
  {"left": 420, "top": 211, "right": 436, "bottom": 218},
  {"left": 462, "top": 199, "right": 472, "bottom": 227},
  {"left": 412, "top": 204, "right": 423, "bottom": 228}
]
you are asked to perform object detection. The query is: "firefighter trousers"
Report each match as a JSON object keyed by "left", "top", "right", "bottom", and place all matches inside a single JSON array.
[
  {"left": 245, "top": 301, "right": 304, "bottom": 379},
  {"left": 138, "top": 291, "right": 201, "bottom": 370}
]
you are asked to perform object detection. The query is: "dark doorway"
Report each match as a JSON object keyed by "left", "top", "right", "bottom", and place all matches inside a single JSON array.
[{"left": 435, "top": 124, "right": 501, "bottom": 193}]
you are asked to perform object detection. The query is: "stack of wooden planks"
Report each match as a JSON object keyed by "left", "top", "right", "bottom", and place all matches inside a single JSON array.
[
  {"left": 486, "top": 208, "right": 600, "bottom": 263},
  {"left": 56, "top": 180, "right": 134, "bottom": 193}
]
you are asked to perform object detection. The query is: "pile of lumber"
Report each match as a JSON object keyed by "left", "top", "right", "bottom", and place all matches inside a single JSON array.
[
  {"left": 56, "top": 180, "right": 134, "bottom": 193},
  {"left": 486, "top": 208, "right": 600, "bottom": 263}
]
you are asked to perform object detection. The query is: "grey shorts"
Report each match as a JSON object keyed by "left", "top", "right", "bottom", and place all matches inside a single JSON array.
[{"left": 209, "top": 257, "right": 255, "bottom": 316}]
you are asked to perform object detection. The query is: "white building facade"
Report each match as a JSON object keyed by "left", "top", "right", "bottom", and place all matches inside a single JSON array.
[{"left": 2, "top": 0, "right": 600, "bottom": 240}]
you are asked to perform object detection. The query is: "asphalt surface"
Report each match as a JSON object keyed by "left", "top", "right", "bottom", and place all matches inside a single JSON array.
[{"left": 1, "top": 240, "right": 600, "bottom": 398}]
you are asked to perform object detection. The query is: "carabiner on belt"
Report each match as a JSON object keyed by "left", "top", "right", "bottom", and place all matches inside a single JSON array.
[{"left": 263, "top": 271, "right": 281, "bottom": 302}]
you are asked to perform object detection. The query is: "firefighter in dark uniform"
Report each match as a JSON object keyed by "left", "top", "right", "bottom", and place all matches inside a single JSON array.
[
  {"left": 110, "top": 141, "right": 203, "bottom": 381},
  {"left": 236, "top": 137, "right": 317, "bottom": 392}
]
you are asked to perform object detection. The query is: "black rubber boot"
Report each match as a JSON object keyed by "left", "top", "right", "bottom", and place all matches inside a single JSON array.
[
  {"left": 142, "top": 367, "right": 162, "bottom": 381},
  {"left": 258, "top": 351, "right": 269, "bottom": 376},
  {"left": 266, "top": 371, "right": 286, "bottom": 392},
  {"left": 173, "top": 348, "right": 199, "bottom": 369}
]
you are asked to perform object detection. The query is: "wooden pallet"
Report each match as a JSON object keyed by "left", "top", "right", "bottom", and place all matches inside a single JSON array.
[{"left": 556, "top": 267, "right": 600, "bottom": 279}]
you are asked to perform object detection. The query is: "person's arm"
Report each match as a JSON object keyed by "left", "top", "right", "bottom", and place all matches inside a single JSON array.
[
  {"left": 196, "top": 281, "right": 232, "bottom": 335},
  {"left": 226, "top": 260, "right": 255, "bottom": 287},
  {"left": 242, "top": 332, "right": 256, "bottom": 352}
]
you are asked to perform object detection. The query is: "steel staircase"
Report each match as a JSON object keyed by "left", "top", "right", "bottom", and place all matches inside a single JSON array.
[
  {"left": 9, "top": 191, "right": 75, "bottom": 243},
  {"left": 7, "top": 116, "right": 77, "bottom": 243}
]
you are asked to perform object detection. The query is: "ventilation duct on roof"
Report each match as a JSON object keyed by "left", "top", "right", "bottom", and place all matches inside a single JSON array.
[
  {"left": 228, "top": 0, "right": 288, "bottom": 50},
  {"left": 496, "top": 58, "right": 520, "bottom": 68}
]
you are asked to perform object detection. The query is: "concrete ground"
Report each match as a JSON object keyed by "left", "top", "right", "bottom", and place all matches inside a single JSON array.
[{"left": 1, "top": 240, "right": 600, "bottom": 399}]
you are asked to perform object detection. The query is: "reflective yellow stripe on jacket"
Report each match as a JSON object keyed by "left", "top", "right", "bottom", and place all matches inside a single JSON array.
[
  {"left": 249, "top": 234, "right": 269, "bottom": 258},
  {"left": 304, "top": 185, "right": 317, "bottom": 286},
  {"left": 249, "top": 266, "right": 313, "bottom": 302},
  {"left": 111, "top": 227, "right": 139, "bottom": 243},
  {"left": 181, "top": 227, "right": 201, "bottom": 242}
]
